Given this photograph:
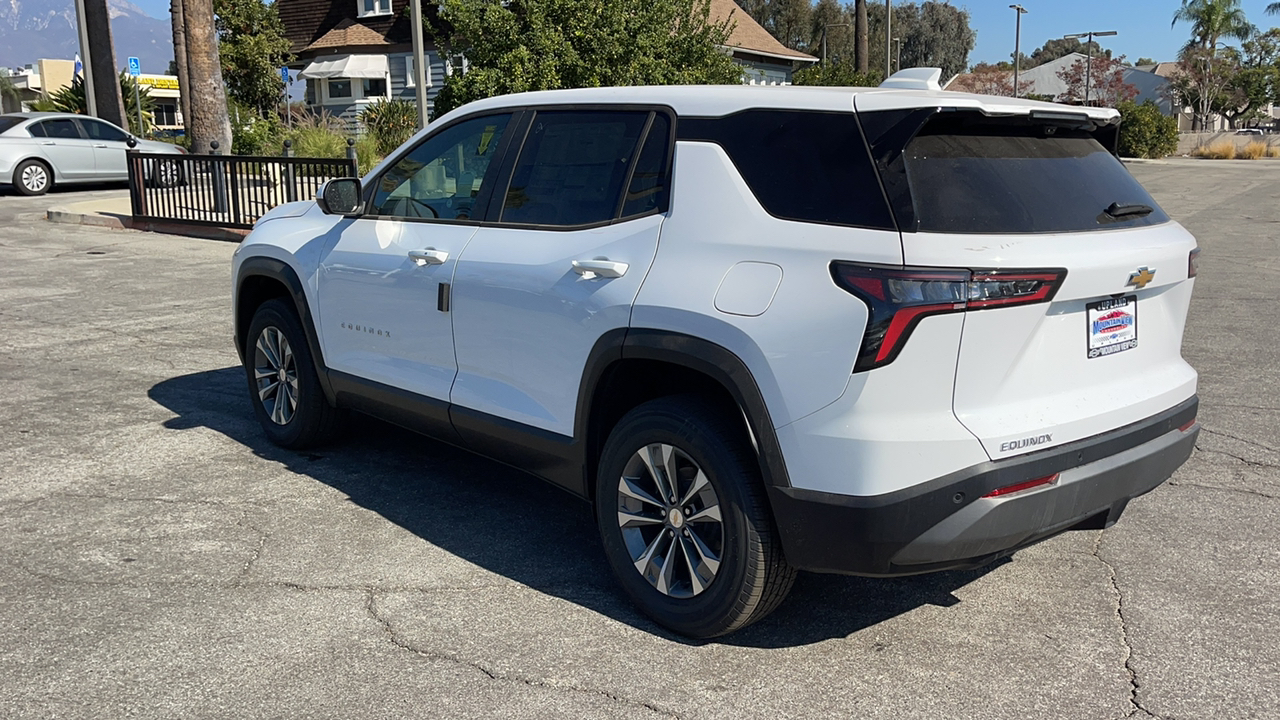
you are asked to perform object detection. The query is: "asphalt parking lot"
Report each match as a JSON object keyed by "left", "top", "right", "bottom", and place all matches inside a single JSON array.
[{"left": 1, "top": 160, "right": 1277, "bottom": 719}]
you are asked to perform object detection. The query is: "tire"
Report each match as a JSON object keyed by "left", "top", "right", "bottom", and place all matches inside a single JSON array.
[
  {"left": 150, "top": 158, "right": 181, "bottom": 188},
  {"left": 595, "top": 395, "right": 796, "bottom": 638},
  {"left": 244, "top": 298, "right": 342, "bottom": 449},
  {"left": 13, "top": 159, "right": 51, "bottom": 196}
]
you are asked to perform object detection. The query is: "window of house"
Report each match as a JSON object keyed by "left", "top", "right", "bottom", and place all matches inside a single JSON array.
[
  {"left": 154, "top": 103, "right": 177, "bottom": 127},
  {"left": 327, "top": 79, "right": 352, "bottom": 100},
  {"left": 500, "top": 111, "right": 650, "bottom": 227},
  {"left": 305, "top": 79, "right": 316, "bottom": 105},
  {"left": 362, "top": 77, "right": 387, "bottom": 99},
  {"left": 358, "top": 0, "right": 391, "bottom": 17}
]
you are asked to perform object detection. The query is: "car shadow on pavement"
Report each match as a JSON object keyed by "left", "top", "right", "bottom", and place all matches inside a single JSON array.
[{"left": 149, "top": 367, "right": 1002, "bottom": 649}]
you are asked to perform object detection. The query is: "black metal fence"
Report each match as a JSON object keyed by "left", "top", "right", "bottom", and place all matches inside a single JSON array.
[{"left": 127, "top": 141, "right": 359, "bottom": 230}]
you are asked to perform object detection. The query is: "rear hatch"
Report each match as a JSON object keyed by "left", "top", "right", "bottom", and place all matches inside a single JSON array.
[{"left": 855, "top": 99, "right": 1198, "bottom": 459}]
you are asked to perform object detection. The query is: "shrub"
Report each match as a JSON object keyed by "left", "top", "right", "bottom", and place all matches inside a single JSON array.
[
  {"left": 281, "top": 112, "right": 384, "bottom": 174},
  {"left": 1191, "top": 141, "right": 1237, "bottom": 159},
  {"left": 1240, "top": 141, "right": 1268, "bottom": 160},
  {"left": 359, "top": 98, "right": 418, "bottom": 156},
  {"left": 1116, "top": 100, "right": 1178, "bottom": 159},
  {"left": 229, "top": 100, "right": 283, "bottom": 156}
]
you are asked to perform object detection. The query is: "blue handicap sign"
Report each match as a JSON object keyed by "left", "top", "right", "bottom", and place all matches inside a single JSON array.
[
  {"left": 127, "top": 57, "right": 141, "bottom": 76},
  {"left": 281, "top": 67, "right": 290, "bottom": 83}
]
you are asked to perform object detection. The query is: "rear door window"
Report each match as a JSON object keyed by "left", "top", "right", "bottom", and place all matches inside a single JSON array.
[
  {"left": 36, "top": 119, "right": 84, "bottom": 139},
  {"left": 902, "top": 120, "right": 1169, "bottom": 234},
  {"left": 500, "top": 110, "right": 650, "bottom": 227}
]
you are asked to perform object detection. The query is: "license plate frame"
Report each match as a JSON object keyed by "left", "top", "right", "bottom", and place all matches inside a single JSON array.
[{"left": 1086, "top": 295, "right": 1138, "bottom": 358}]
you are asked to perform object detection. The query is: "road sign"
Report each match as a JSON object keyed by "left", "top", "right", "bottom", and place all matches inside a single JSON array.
[
  {"left": 127, "top": 57, "right": 141, "bottom": 77},
  {"left": 281, "top": 67, "right": 290, "bottom": 83}
]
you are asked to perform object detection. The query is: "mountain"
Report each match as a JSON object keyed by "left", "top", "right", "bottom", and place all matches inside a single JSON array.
[{"left": 0, "top": 0, "right": 173, "bottom": 76}]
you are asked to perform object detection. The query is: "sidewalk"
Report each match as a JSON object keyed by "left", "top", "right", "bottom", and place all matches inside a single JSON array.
[{"left": 46, "top": 196, "right": 250, "bottom": 242}]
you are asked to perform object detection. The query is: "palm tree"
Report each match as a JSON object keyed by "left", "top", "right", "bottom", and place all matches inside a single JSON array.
[
  {"left": 1172, "top": 0, "right": 1254, "bottom": 56},
  {"left": 1268, "top": 2, "right": 1280, "bottom": 15},
  {"left": 183, "top": 0, "right": 232, "bottom": 153}
]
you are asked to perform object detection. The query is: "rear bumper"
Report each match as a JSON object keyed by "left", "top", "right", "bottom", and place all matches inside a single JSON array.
[{"left": 768, "top": 396, "right": 1198, "bottom": 576}]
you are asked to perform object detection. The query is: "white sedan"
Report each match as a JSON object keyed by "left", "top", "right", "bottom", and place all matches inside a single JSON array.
[{"left": 0, "top": 112, "right": 186, "bottom": 196}]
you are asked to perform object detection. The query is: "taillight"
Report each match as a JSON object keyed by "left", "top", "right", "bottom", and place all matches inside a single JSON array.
[
  {"left": 832, "top": 263, "right": 1067, "bottom": 372},
  {"left": 982, "top": 473, "right": 1059, "bottom": 498},
  {"left": 1188, "top": 247, "right": 1200, "bottom": 278}
]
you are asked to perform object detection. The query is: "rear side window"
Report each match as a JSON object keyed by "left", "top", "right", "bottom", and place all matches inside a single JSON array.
[
  {"left": 0, "top": 116, "right": 22, "bottom": 134},
  {"left": 621, "top": 114, "right": 671, "bottom": 218},
  {"left": 902, "top": 119, "right": 1169, "bottom": 234},
  {"left": 35, "top": 119, "right": 82, "bottom": 139},
  {"left": 677, "top": 110, "right": 895, "bottom": 231},
  {"left": 501, "top": 110, "right": 650, "bottom": 227}
]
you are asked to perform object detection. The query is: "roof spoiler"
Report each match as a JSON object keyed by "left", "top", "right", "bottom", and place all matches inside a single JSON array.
[{"left": 879, "top": 68, "right": 943, "bottom": 92}]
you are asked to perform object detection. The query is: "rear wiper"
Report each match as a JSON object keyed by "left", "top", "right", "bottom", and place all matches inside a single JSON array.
[{"left": 1104, "top": 202, "right": 1154, "bottom": 218}]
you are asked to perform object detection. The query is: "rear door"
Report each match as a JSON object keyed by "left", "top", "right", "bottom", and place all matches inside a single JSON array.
[
  {"left": 29, "top": 118, "right": 97, "bottom": 180},
  {"left": 861, "top": 106, "right": 1198, "bottom": 459},
  {"left": 449, "top": 108, "right": 671, "bottom": 436}
]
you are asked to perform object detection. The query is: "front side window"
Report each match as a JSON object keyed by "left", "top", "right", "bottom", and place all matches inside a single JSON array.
[
  {"left": 327, "top": 79, "right": 352, "bottom": 100},
  {"left": 500, "top": 111, "right": 649, "bottom": 226},
  {"left": 358, "top": 0, "right": 391, "bottom": 17},
  {"left": 80, "top": 119, "right": 129, "bottom": 142},
  {"left": 371, "top": 113, "right": 512, "bottom": 220}
]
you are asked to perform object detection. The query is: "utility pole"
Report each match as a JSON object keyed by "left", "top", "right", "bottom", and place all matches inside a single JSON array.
[
  {"left": 885, "top": 0, "right": 892, "bottom": 78},
  {"left": 1064, "top": 30, "right": 1117, "bottom": 106},
  {"left": 1010, "top": 4, "right": 1027, "bottom": 98},
  {"left": 410, "top": 0, "right": 429, "bottom": 129},
  {"left": 73, "top": 0, "right": 97, "bottom": 117}
]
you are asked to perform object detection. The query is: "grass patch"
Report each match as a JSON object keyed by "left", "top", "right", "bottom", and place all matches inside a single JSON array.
[
  {"left": 1192, "top": 141, "right": 1237, "bottom": 159},
  {"left": 1240, "top": 141, "right": 1268, "bottom": 160}
]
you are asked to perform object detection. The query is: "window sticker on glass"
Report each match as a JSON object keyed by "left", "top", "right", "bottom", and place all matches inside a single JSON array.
[
  {"left": 1086, "top": 295, "right": 1137, "bottom": 358},
  {"left": 477, "top": 126, "right": 497, "bottom": 156}
]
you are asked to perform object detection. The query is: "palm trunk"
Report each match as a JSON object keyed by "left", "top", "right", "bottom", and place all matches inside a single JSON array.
[
  {"left": 854, "top": 0, "right": 868, "bottom": 74},
  {"left": 83, "top": 0, "right": 127, "bottom": 127},
  {"left": 182, "top": 0, "right": 232, "bottom": 154},
  {"left": 171, "top": 0, "right": 192, "bottom": 133}
]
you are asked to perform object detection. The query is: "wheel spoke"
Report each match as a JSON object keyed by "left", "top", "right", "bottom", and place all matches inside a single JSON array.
[
  {"left": 655, "top": 537, "right": 679, "bottom": 596},
  {"left": 632, "top": 529, "right": 666, "bottom": 577},
  {"left": 685, "top": 527, "right": 721, "bottom": 576},
  {"left": 254, "top": 366, "right": 275, "bottom": 381},
  {"left": 641, "top": 444, "right": 677, "bottom": 504},
  {"left": 678, "top": 468, "right": 710, "bottom": 507},
  {"left": 255, "top": 332, "right": 279, "bottom": 370},
  {"left": 618, "top": 475, "right": 663, "bottom": 508},
  {"left": 617, "top": 508, "right": 664, "bottom": 529},
  {"left": 257, "top": 379, "right": 279, "bottom": 402},
  {"left": 678, "top": 536, "right": 707, "bottom": 595},
  {"left": 687, "top": 502, "right": 722, "bottom": 524}
]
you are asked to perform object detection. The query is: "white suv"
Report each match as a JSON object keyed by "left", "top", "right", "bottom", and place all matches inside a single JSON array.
[{"left": 231, "top": 73, "right": 1200, "bottom": 638}]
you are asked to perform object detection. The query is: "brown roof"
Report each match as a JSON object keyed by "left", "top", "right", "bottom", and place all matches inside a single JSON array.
[
  {"left": 305, "top": 20, "right": 392, "bottom": 51},
  {"left": 709, "top": 0, "right": 817, "bottom": 62}
]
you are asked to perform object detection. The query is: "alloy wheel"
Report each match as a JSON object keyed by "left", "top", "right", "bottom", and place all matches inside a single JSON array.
[
  {"left": 253, "top": 326, "right": 298, "bottom": 425},
  {"left": 21, "top": 164, "right": 48, "bottom": 193},
  {"left": 616, "top": 443, "right": 724, "bottom": 598}
]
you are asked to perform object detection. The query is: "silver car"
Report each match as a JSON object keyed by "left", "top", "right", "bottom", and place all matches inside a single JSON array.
[{"left": 0, "top": 112, "right": 186, "bottom": 196}]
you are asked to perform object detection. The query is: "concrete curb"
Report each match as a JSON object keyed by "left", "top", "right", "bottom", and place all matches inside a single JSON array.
[{"left": 46, "top": 206, "right": 249, "bottom": 242}]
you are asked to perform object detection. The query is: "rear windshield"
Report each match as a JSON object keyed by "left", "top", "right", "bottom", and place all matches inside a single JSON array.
[
  {"left": 903, "top": 125, "right": 1169, "bottom": 234},
  {"left": 0, "top": 116, "right": 23, "bottom": 135}
]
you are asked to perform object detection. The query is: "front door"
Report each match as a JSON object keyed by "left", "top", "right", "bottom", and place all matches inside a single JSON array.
[
  {"left": 78, "top": 118, "right": 131, "bottom": 179},
  {"left": 315, "top": 112, "right": 514, "bottom": 404},
  {"left": 450, "top": 109, "right": 673, "bottom": 436}
]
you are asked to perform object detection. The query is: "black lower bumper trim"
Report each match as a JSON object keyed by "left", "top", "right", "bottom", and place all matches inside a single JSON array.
[{"left": 768, "top": 396, "right": 1198, "bottom": 576}]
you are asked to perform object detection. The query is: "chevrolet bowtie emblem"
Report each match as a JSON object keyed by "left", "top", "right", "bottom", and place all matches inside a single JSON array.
[{"left": 1127, "top": 267, "right": 1156, "bottom": 289}]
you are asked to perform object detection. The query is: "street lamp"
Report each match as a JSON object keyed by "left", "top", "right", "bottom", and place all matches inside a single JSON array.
[
  {"left": 1010, "top": 5, "right": 1027, "bottom": 98},
  {"left": 1064, "top": 30, "right": 1117, "bottom": 106},
  {"left": 822, "top": 22, "right": 850, "bottom": 64}
]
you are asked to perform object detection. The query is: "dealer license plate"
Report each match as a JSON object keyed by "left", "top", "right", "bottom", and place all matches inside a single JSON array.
[{"left": 1087, "top": 295, "right": 1137, "bottom": 358}]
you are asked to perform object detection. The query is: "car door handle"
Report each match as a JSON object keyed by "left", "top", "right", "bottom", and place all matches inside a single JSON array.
[
  {"left": 42, "top": 141, "right": 56, "bottom": 146},
  {"left": 408, "top": 248, "right": 448, "bottom": 266},
  {"left": 93, "top": 144, "right": 108, "bottom": 148},
  {"left": 572, "top": 259, "right": 628, "bottom": 279}
]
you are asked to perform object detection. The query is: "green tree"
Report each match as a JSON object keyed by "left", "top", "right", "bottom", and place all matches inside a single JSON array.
[
  {"left": 792, "top": 63, "right": 879, "bottom": 87},
  {"left": 1218, "top": 29, "right": 1280, "bottom": 126},
  {"left": 0, "top": 74, "right": 20, "bottom": 113},
  {"left": 432, "top": 0, "right": 743, "bottom": 118},
  {"left": 863, "top": 2, "right": 973, "bottom": 80},
  {"left": 1027, "top": 37, "right": 1110, "bottom": 68},
  {"left": 1135, "top": 57, "right": 1156, "bottom": 66},
  {"left": 1117, "top": 99, "right": 1179, "bottom": 158},
  {"left": 214, "top": 0, "right": 293, "bottom": 117},
  {"left": 1172, "top": 0, "right": 1254, "bottom": 56}
]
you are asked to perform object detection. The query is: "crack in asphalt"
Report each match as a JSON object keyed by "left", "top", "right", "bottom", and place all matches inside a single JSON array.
[
  {"left": 363, "top": 589, "right": 681, "bottom": 718},
  {"left": 48, "top": 492, "right": 267, "bottom": 507},
  {"left": 236, "top": 510, "right": 271, "bottom": 580},
  {"left": 1192, "top": 445, "right": 1280, "bottom": 471},
  {"left": 1093, "top": 533, "right": 1165, "bottom": 720},
  {"left": 1198, "top": 427, "right": 1280, "bottom": 456}
]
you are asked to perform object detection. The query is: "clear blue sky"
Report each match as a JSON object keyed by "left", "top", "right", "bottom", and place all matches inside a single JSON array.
[{"left": 130, "top": 0, "right": 1280, "bottom": 67}]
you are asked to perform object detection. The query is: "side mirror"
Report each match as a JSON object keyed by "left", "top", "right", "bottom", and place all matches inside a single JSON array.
[{"left": 317, "top": 178, "right": 363, "bottom": 216}]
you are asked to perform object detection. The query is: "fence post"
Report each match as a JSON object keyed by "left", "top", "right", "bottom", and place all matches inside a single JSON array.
[
  {"left": 282, "top": 139, "right": 296, "bottom": 203},
  {"left": 346, "top": 137, "right": 358, "bottom": 176},
  {"left": 125, "top": 137, "right": 146, "bottom": 219},
  {"left": 210, "top": 140, "right": 229, "bottom": 215}
]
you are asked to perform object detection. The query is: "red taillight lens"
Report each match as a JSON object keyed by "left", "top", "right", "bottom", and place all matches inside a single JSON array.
[
  {"left": 832, "top": 263, "right": 1067, "bottom": 372},
  {"left": 1188, "top": 247, "right": 1200, "bottom": 278},
  {"left": 983, "top": 473, "right": 1060, "bottom": 498}
]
